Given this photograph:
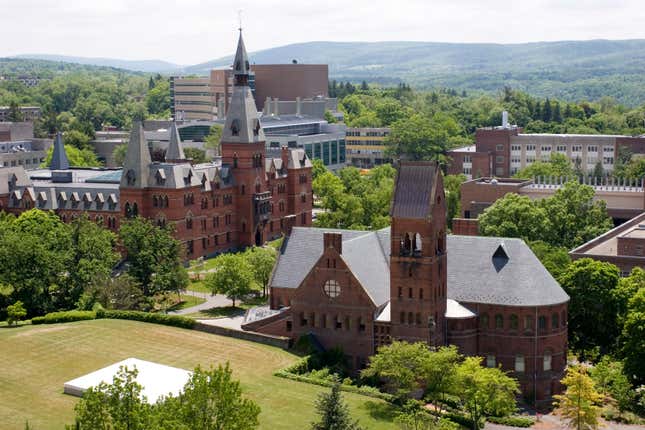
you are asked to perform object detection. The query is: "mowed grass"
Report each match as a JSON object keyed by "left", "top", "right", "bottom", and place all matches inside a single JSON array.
[{"left": 0, "top": 319, "right": 396, "bottom": 430}]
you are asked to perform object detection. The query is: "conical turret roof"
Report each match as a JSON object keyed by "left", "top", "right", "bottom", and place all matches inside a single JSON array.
[
  {"left": 50, "top": 132, "right": 70, "bottom": 170},
  {"left": 232, "top": 31, "right": 250, "bottom": 76},
  {"left": 166, "top": 122, "right": 185, "bottom": 162}
]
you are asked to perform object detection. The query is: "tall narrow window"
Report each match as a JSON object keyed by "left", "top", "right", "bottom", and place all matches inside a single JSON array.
[{"left": 515, "top": 355, "right": 525, "bottom": 373}]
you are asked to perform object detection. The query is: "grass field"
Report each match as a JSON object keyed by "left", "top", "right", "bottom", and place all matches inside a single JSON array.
[
  {"left": 0, "top": 319, "right": 397, "bottom": 430},
  {"left": 166, "top": 294, "right": 206, "bottom": 312}
]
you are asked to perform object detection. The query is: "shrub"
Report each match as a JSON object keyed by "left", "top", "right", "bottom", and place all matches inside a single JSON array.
[
  {"left": 98, "top": 310, "right": 195, "bottom": 329},
  {"left": 487, "top": 415, "right": 535, "bottom": 427},
  {"left": 31, "top": 310, "right": 96, "bottom": 325},
  {"left": 427, "top": 409, "right": 484, "bottom": 430}
]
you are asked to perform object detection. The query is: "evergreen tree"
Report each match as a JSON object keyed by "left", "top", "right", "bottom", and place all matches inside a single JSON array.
[
  {"left": 534, "top": 101, "right": 541, "bottom": 120},
  {"left": 542, "top": 98, "right": 552, "bottom": 122},
  {"left": 311, "top": 383, "right": 363, "bottom": 430},
  {"left": 553, "top": 102, "right": 563, "bottom": 123},
  {"left": 564, "top": 104, "right": 573, "bottom": 119},
  {"left": 554, "top": 365, "right": 603, "bottom": 430},
  {"left": 148, "top": 76, "right": 155, "bottom": 90},
  {"left": 360, "top": 80, "right": 369, "bottom": 91}
]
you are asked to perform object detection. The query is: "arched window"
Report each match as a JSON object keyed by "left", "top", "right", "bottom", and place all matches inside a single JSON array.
[
  {"left": 509, "top": 314, "right": 519, "bottom": 330},
  {"left": 407, "top": 312, "right": 413, "bottom": 325},
  {"left": 552, "top": 313, "right": 559, "bottom": 329},
  {"left": 152, "top": 196, "right": 158, "bottom": 207},
  {"left": 414, "top": 233, "right": 422, "bottom": 255},
  {"left": 164, "top": 196, "right": 169, "bottom": 208},
  {"left": 538, "top": 315, "right": 547, "bottom": 330},
  {"left": 402, "top": 233, "right": 412, "bottom": 255},
  {"left": 515, "top": 355, "right": 525, "bottom": 373},
  {"left": 486, "top": 355, "right": 496, "bottom": 368},
  {"left": 186, "top": 214, "right": 193, "bottom": 230},
  {"left": 495, "top": 314, "right": 504, "bottom": 329},
  {"left": 125, "top": 202, "right": 131, "bottom": 218},
  {"left": 323, "top": 280, "right": 340, "bottom": 298},
  {"left": 543, "top": 350, "right": 552, "bottom": 371},
  {"left": 480, "top": 313, "right": 489, "bottom": 329},
  {"left": 132, "top": 203, "right": 138, "bottom": 216}
]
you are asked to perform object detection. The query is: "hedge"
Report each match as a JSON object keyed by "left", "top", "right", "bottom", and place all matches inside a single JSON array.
[
  {"left": 96, "top": 309, "right": 195, "bottom": 329},
  {"left": 30, "top": 309, "right": 195, "bottom": 330},
  {"left": 274, "top": 369, "right": 394, "bottom": 402},
  {"left": 427, "top": 409, "right": 484, "bottom": 429},
  {"left": 31, "top": 310, "right": 96, "bottom": 325},
  {"left": 487, "top": 415, "right": 535, "bottom": 427}
]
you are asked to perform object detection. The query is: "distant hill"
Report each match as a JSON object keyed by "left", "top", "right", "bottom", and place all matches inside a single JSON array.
[
  {"left": 10, "top": 39, "right": 645, "bottom": 105},
  {"left": 13, "top": 54, "right": 183, "bottom": 74}
]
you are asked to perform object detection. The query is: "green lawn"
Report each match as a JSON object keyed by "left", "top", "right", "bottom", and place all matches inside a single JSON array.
[
  {"left": 183, "top": 295, "right": 268, "bottom": 319},
  {"left": 186, "top": 279, "right": 211, "bottom": 294},
  {"left": 0, "top": 320, "right": 396, "bottom": 430},
  {"left": 166, "top": 294, "right": 206, "bottom": 312}
]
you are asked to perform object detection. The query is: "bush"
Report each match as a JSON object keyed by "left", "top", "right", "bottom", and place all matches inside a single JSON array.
[
  {"left": 31, "top": 310, "right": 96, "bottom": 325},
  {"left": 487, "top": 415, "right": 535, "bottom": 427},
  {"left": 427, "top": 409, "right": 484, "bottom": 430},
  {"left": 98, "top": 310, "right": 195, "bottom": 329}
]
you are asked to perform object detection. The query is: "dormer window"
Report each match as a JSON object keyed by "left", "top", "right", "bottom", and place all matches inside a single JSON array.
[
  {"left": 231, "top": 119, "right": 240, "bottom": 136},
  {"left": 155, "top": 169, "right": 166, "bottom": 186},
  {"left": 253, "top": 119, "right": 261, "bottom": 136}
]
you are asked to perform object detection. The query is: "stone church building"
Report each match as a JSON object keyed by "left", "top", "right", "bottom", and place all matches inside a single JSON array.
[
  {"left": 0, "top": 32, "right": 313, "bottom": 255},
  {"left": 245, "top": 161, "right": 569, "bottom": 404}
]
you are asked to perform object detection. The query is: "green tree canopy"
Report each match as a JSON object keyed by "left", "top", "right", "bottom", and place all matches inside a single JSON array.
[
  {"left": 204, "top": 254, "right": 254, "bottom": 307},
  {"left": 311, "top": 382, "right": 363, "bottom": 430},
  {"left": 513, "top": 153, "right": 575, "bottom": 179},
  {"left": 245, "top": 246, "right": 277, "bottom": 298},
  {"left": 42, "top": 144, "right": 101, "bottom": 168},
  {"left": 621, "top": 287, "right": 645, "bottom": 384},
  {"left": 554, "top": 365, "right": 603, "bottom": 430}
]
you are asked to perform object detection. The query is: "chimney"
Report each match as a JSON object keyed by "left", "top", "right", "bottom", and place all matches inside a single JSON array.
[
  {"left": 323, "top": 232, "right": 342, "bottom": 254},
  {"left": 273, "top": 98, "right": 279, "bottom": 117},
  {"left": 264, "top": 97, "right": 272, "bottom": 116},
  {"left": 502, "top": 111, "right": 509, "bottom": 128},
  {"left": 296, "top": 96, "right": 301, "bottom": 116},
  {"left": 281, "top": 146, "right": 289, "bottom": 167}
]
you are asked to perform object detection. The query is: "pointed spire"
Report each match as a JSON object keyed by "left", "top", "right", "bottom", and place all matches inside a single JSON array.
[
  {"left": 165, "top": 122, "right": 185, "bottom": 162},
  {"left": 120, "top": 121, "right": 151, "bottom": 188},
  {"left": 50, "top": 132, "right": 70, "bottom": 170},
  {"left": 221, "top": 30, "right": 265, "bottom": 145},
  {"left": 232, "top": 30, "right": 250, "bottom": 78}
]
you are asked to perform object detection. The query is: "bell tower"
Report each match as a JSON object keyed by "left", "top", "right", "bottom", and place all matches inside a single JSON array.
[
  {"left": 389, "top": 162, "right": 447, "bottom": 347},
  {"left": 220, "top": 29, "right": 269, "bottom": 247}
]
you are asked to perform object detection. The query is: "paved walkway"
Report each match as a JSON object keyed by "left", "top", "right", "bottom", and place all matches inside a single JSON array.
[
  {"left": 169, "top": 290, "right": 232, "bottom": 315},
  {"left": 196, "top": 316, "right": 245, "bottom": 330},
  {"left": 484, "top": 413, "right": 644, "bottom": 430}
]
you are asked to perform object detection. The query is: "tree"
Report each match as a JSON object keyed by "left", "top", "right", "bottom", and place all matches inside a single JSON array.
[
  {"left": 42, "top": 144, "right": 101, "bottom": 168},
  {"left": 66, "top": 215, "right": 119, "bottom": 309},
  {"left": 443, "top": 174, "right": 466, "bottom": 229},
  {"left": 113, "top": 144, "right": 127, "bottom": 166},
  {"left": 311, "top": 382, "right": 363, "bottom": 430},
  {"left": 245, "top": 246, "right": 276, "bottom": 298},
  {"left": 590, "top": 356, "right": 634, "bottom": 412},
  {"left": 621, "top": 288, "right": 645, "bottom": 384},
  {"left": 81, "top": 275, "right": 148, "bottom": 311},
  {"left": 423, "top": 346, "right": 461, "bottom": 408},
  {"left": 184, "top": 147, "right": 207, "bottom": 163},
  {"left": 362, "top": 341, "right": 436, "bottom": 399},
  {"left": 146, "top": 79, "right": 170, "bottom": 117},
  {"left": 119, "top": 217, "right": 188, "bottom": 297},
  {"left": 558, "top": 258, "right": 620, "bottom": 354},
  {"left": 478, "top": 193, "right": 550, "bottom": 243},
  {"left": 75, "top": 366, "right": 152, "bottom": 430},
  {"left": 592, "top": 161, "right": 604, "bottom": 180},
  {"left": 205, "top": 254, "right": 254, "bottom": 307},
  {"left": 554, "top": 365, "right": 603, "bottom": 430},
  {"left": 204, "top": 124, "right": 223, "bottom": 155},
  {"left": 7, "top": 100, "right": 24, "bottom": 122},
  {"left": 169, "top": 364, "right": 260, "bottom": 430},
  {"left": 6, "top": 300, "right": 26, "bottom": 326},
  {"left": 514, "top": 153, "right": 575, "bottom": 180},
  {"left": 528, "top": 241, "right": 571, "bottom": 279},
  {"left": 385, "top": 114, "right": 448, "bottom": 163},
  {"left": 312, "top": 158, "right": 328, "bottom": 181},
  {"left": 454, "top": 357, "right": 519, "bottom": 430},
  {"left": 395, "top": 400, "right": 459, "bottom": 430},
  {"left": 324, "top": 110, "right": 337, "bottom": 124},
  {"left": 64, "top": 129, "right": 91, "bottom": 150}
]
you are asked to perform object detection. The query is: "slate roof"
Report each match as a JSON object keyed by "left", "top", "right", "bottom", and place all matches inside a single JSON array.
[
  {"left": 391, "top": 162, "right": 438, "bottom": 219},
  {"left": 50, "top": 132, "right": 69, "bottom": 170},
  {"left": 271, "top": 227, "right": 569, "bottom": 308},
  {"left": 271, "top": 227, "right": 390, "bottom": 306}
]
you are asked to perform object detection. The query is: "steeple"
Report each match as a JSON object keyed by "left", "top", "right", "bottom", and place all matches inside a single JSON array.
[
  {"left": 120, "top": 121, "right": 151, "bottom": 188},
  {"left": 50, "top": 132, "right": 69, "bottom": 170},
  {"left": 165, "top": 122, "right": 185, "bottom": 162},
  {"left": 221, "top": 30, "right": 265, "bottom": 145}
]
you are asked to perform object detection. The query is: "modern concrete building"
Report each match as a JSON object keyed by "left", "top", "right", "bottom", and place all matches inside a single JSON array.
[
  {"left": 345, "top": 127, "right": 391, "bottom": 168},
  {"left": 245, "top": 162, "right": 569, "bottom": 405},
  {"left": 448, "top": 113, "right": 645, "bottom": 179},
  {"left": 0, "top": 122, "right": 51, "bottom": 169},
  {"left": 0, "top": 106, "right": 41, "bottom": 122},
  {"left": 570, "top": 212, "right": 645, "bottom": 277},
  {"left": 171, "top": 64, "right": 330, "bottom": 122}
]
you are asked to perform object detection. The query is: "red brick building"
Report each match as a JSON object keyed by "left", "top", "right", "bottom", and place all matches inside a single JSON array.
[
  {"left": 0, "top": 32, "right": 313, "bottom": 256},
  {"left": 245, "top": 162, "right": 569, "bottom": 405}
]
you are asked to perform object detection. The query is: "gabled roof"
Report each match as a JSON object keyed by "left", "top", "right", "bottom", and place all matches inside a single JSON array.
[
  {"left": 391, "top": 162, "right": 438, "bottom": 219},
  {"left": 287, "top": 148, "right": 312, "bottom": 169},
  {"left": 271, "top": 227, "right": 569, "bottom": 308}
]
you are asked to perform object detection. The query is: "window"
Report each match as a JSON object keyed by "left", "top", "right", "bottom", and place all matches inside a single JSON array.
[
  {"left": 323, "top": 280, "right": 341, "bottom": 298},
  {"left": 541, "top": 145, "right": 552, "bottom": 152},
  {"left": 557, "top": 145, "right": 567, "bottom": 152},
  {"left": 543, "top": 351, "right": 552, "bottom": 371},
  {"left": 495, "top": 314, "right": 504, "bottom": 329},
  {"left": 496, "top": 144, "right": 504, "bottom": 151},
  {"left": 572, "top": 145, "right": 582, "bottom": 152},
  {"left": 486, "top": 355, "right": 496, "bottom": 368},
  {"left": 603, "top": 146, "right": 614, "bottom": 153},
  {"left": 463, "top": 155, "right": 472, "bottom": 163},
  {"left": 515, "top": 355, "right": 525, "bottom": 373},
  {"left": 524, "top": 315, "right": 532, "bottom": 331},
  {"left": 480, "top": 313, "right": 489, "bottom": 329},
  {"left": 511, "top": 145, "right": 521, "bottom": 152},
  {"left": 526, "top": 144, "right": 536, "bottom": 151},
  {"left": 496, "top": 156, "right": 504, "bottom": 164},
  {"left": 509, "top": 314, "right": 518, "bottom": 330},
  {"left": 538, "top": 315, "right": 547, "bottom": 330},
  {"left": 552, "top": 313, "right": 559, "bottom": 329},
  {"left": 587, "top": 145, "right": 598, "bottom": 153},
  {"left": 603, "top": 157, "right": 614, "bottom": 165}
]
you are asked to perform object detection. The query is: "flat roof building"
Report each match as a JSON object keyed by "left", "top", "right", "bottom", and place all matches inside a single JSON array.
[{"left": 345, "top": 127, "right": 391, "bottom": 168}]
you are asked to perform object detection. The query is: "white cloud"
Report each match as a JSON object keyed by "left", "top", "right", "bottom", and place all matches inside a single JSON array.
[{"left": 0, "top": 0, "right": 644, "bottom": 64}]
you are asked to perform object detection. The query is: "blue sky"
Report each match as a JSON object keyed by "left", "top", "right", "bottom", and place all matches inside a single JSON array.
[{"left": 1, "top": 0, "right": 644, "bottom": 64}]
